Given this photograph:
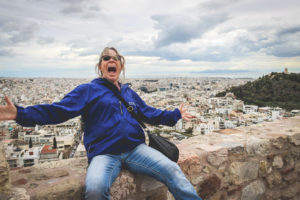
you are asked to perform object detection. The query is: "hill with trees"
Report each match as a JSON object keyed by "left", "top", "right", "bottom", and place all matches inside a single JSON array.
[{"left": 216, "top": 72, "right": 300, "bottom": 111}]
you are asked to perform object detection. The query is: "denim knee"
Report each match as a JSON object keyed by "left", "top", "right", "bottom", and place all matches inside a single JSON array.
[
  {"left": 161, "top": 160, "right": 182, "bottom": 177},
  {"left": 85, "top": 178, "right": 110, "bottom": 200}
]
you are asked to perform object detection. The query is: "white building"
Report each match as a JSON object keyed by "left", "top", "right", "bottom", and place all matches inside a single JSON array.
[
  {"left": 291, "top": 110, "right": 300, "bottom": 115},
  {"left": 224, "top": 120, "right": 237, "bottom": 129},
  {"left": 271, "top": 110, "right": 280, "bottom": 120},
  {"left": 56, "top": 134, "right": 75, "bottom": 152},
  {"left": 215, "top": 107, "right": 233, "bottom": 115},
  {"left": 194, "top": 123, "right": 214, "bottom": 135},
  {"left": 3, "top": 139, "right": 21, "bottom": 168},
  {"left": 39, "top": 144, "right": 59, "bottom": 163},
  {"left": 74, "top": 143, "right": 86, "bottom": 158},
  {"left": 243, "top": 105, "right": 258, "bottom": 114},
  {"left": 24, "top": 133, "right": 40, "bottom": 144},
  {"left": 175, "top": 119, "right": 183, "bottom": 131},
  {"left": 20, "top": 147, "right": 40, "bottom": 167}
]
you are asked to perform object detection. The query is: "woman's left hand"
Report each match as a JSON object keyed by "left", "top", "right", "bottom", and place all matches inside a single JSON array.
[{"left": 179, "top": 104, "right": 194, "bottom": 120}]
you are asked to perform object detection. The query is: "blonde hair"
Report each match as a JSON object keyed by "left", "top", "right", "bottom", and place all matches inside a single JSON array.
[{"left": 95, "top": 47, "right": 125, "bottom": 80}]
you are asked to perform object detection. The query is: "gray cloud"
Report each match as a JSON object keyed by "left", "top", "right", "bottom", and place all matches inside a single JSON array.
[
  {"left": 126, "top": 21, "right": 300, "bottom": 62},
  {"left": 199, "top": 0, "right": 241, "bottom": 10},
  {"left": 237, "top": 25, "right": 300, "bottom": 58},
  {"left": 60, "top": 5, "right": 84, "bottom": 14},
  {"left": 58, "top": 0, "right": 101, "bottom": 17},
  {"left": 0, "top": 18, "right": 39, "bottom": 45},
  {"left": 277, "top": 25, "right": 300, "bottom": 36},
  {"left": 272, "top": 26, "right": 300, "bottom": 57},
  {"left": 59, "top": 0, "right": 87, "bottom": 3},
  {"left": 0, "top": 49, "right": 13, "bottom": 57},
  {"left": 11, "top": 23, "right": 39, "bottom": 43},
  {"left": 126, "top": 19, "right": 300, "bottom": 62},
  {"left": 78, "top": 49, "right": 97, "bottom": 57},
  {"left": 268, "top": 42, "right": 300, "bottom": 57},
  {"left": 123, "top": 44, "right": 232, "bottom": 62},
  {"left": 88, "top": 5, "right": 100, "bottom": 12},
  {"left": 38, "top": 37, "right": 56, "bottom": 45},
  {"left": 152, "top": 13, "right": 229, "bottom": 48},
  {"left": 67, "top": 38, "right": 89, "bottom": 49}
]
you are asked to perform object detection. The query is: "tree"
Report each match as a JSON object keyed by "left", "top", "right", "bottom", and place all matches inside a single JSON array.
[
  {"left": 53, "top": 137, "right": 57, "bottom": 149},
  {"left": 185, "top": 127, "right": 193, "bottom": 134},
  {"left": 29, "top": 137, "right": 32, "bottom": 148}
]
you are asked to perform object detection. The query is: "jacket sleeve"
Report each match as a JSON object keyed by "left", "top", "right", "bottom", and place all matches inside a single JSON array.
[
  {"left": 15, "top": 84, "right": 89, "bottom": 127},
  {"left": 130, "top": 89, "right": 182, "bottom": 126}
]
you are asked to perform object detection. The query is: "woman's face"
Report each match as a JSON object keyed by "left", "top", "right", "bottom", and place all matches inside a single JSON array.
[{"left": 99, "top": 49, "right": 123, "bottom": 83}]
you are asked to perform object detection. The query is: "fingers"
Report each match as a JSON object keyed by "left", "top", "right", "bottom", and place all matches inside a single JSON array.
[
  {"left": 179, "top": 103, "right": 187, "bottom": 112},
  {"left": 182, "top": 113, "right": 194, "bottom": 120},
  {"left": 179, "top": 103, "right": 195, "bottom": 120},
  {"left": 5, "top": 96, "right": 13, "bottom": 106},
  {"left": 179, "top": 103, "right": 184, "bottom": 110}
]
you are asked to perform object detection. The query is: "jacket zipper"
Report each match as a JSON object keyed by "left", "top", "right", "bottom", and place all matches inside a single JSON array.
[{"left": 119, "top": 101, "right": 123, "bottom": 115}]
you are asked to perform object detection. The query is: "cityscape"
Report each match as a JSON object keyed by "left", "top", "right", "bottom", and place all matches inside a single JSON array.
[{"left": 1, "top": 76, "right": 299, "bottom": 169}]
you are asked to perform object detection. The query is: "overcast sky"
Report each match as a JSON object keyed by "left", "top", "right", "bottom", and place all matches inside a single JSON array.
[{"left": 1, "top": 0, "right": 300, "bottom": 78}]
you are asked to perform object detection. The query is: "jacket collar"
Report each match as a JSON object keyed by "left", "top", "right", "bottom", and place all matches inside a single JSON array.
[{"left": 92, "top": 78, "right": 129, "bottom": 90}]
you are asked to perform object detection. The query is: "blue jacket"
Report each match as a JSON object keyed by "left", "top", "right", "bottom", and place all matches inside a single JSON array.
[{"left": 16, "top": 78, "right": 181, "bottom": 162}]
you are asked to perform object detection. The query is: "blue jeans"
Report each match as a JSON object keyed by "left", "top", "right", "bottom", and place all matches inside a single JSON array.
[{"left": 85, "top": 143, "right": 202, "bottom": 200}]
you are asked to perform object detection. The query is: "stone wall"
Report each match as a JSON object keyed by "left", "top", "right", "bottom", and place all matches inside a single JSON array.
[
  {"left": 1, "top": 116, "right": 300, "bottom": 200},
  {"left": 0, "top": 141, "right": 10, "bottom": 191}
]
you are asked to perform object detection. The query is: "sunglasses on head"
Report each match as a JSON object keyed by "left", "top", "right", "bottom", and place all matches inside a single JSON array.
[{"left": 102, "top": 55, "right": 121, "bottom": 61}]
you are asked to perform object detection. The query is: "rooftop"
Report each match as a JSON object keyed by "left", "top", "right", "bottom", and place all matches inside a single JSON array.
[{"left": 40, "top": 145, "right": 57, "bottom": 154}]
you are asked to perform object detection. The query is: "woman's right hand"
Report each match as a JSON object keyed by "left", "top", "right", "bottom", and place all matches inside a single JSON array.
[{"left": 0, "top": 96, "right": 17, "bottom": 120}]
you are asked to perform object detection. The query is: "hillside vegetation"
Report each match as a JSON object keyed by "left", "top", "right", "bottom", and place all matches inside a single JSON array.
[{"left": 216, "top": 72, "right": 300, "bottom": 111}]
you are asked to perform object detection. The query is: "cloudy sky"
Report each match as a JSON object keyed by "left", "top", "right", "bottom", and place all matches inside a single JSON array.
[{"left": 1, "top": 0, "right": 300, "bottom": 78}]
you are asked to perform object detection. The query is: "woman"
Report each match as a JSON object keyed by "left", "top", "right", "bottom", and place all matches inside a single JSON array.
[{"left": 0, "top": 47, "right": 202, "bottom": 200}]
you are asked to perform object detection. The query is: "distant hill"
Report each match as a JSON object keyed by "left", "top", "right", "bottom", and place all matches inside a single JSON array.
[{"left": 216, "top": 72, "right": 300, "bottom": 111}]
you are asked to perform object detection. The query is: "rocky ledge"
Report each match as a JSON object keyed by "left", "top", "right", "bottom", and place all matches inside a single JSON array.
[{"left": 1, "top": 116, "right": 300, "bottom": 200}]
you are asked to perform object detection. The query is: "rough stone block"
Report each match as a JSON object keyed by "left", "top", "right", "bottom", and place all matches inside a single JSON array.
[
  {"left": 207, "top": 148, "right": 228, "bottom": 167},
  {"left": 288, "top": 133, "right": 300, "bottom": 146},
  {"left": 280, "top": 182, "right": 300, "bottom": 199},
  {"left": 264, "top": 187, "right": 282, "bottom": 200},
  {"left": 271, "top": 137, "right": 288, "bottom": 149},
  {"left": 197, "top": 174, "right": 221, "bottom": 199},
  {"left": 259, "top": 160, "right": 272, "bottom": 176},
  {"left": 228, "top": 161, "right": 259, "bottom": 185},
  {"left": 225, "top": 185, "right": 242, "bottom": 196},
  {"left": 139, "top": 176, "right": 164, "bottom": 192},
  {"left": 0, "top": 187, "right": 30, "bottom": 200},
  {"left": 284, "top": 154, "right": 295, "bottom": 168},
  {"left": 144, "top": 188, "right": 168, "bottom": 200},
  {"left": 228, "top": 146, "right": 246, "bottom": 161},
  {"left": 241, "top": 180, "right": 265, "bottom": 200},
  {"left": 266, "top": 171, "right": 282, "bottom": 188},
  {"left": 272, "top": 156, "right": 284, "bottom": 169},
  {"left": 31, "top": 178, "right": 84, "bottom": 200},
  {"left": 282, "top": 170, "right": 298, "bottom": 183},
  {"left": 178, "top": 151, "right": 203, "bottom": 185},
  {"left": 246, "top": 138, "right": 271, "bottom": 157},
  {"left": 110, "top": 170, "right": 136, "bottom": 200},
  {"left": 295, "top": 162, "right": 300, "bottom": 172},
  {"left": 289, "top": 147, "right": 300, "bottom": 161}
]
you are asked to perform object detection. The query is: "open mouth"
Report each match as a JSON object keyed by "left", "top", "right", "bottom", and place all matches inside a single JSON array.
[{"left": 108, "top": 66, "right": 116, "bottom": 73}]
